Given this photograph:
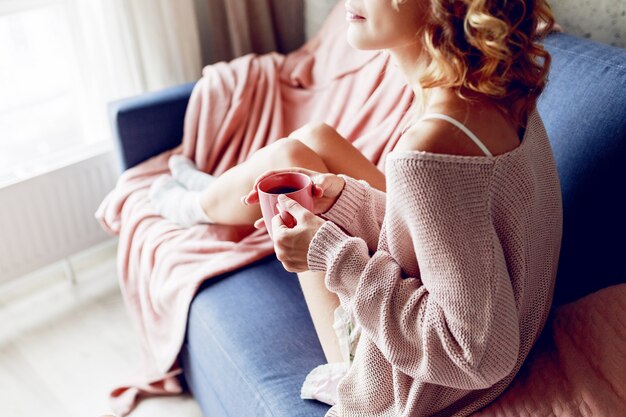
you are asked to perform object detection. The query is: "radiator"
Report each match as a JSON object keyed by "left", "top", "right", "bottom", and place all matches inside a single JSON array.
[{"left": 0, "top": 150, "right": 119, "bottom": 284}]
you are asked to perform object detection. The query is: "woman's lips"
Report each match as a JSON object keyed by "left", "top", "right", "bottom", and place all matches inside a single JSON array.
[
  {"left": 345, "top": 4, "right": 365, "bottom": 21},
  {"left": 346, "top": 11, "right": 366, "bottom": 21}
]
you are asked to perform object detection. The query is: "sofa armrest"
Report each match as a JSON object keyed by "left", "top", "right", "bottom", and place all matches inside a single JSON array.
[{"left": 108, "top": 82, "right": 196, "bottom": 171}]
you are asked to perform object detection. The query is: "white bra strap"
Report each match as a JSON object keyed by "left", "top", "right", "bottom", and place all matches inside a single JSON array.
[{"left": 420, "top": 113, "right": 493, "bottom": 157}]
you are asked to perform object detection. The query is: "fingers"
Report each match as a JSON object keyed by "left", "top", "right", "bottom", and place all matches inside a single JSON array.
[
  {"left": 313, "top": 184, "right": 324, "bottom": 198},
  {"left": 271, "top": 211, "right": 288, "bottom": 233},
  {"left": 252, "top": 198, "right": 304, "bottom": 232},
  {"left": 277, "top": 201, "right": 296, "bottom": 228},
  {"left": 310, "top": 173, "right": 336, "bottom": 196},
  {"left": 242, "top": 190, "right": 258, "bottom": 205},
  {"left": 277, "top": 195, "right": 312, "bottom": 222}
]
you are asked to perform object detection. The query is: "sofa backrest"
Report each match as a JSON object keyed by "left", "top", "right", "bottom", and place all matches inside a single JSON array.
[{"left": 538, "top": 33, "right": 626, "bottom": 306}]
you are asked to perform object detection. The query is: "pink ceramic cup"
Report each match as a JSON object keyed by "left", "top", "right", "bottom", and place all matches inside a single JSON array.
[{"left": 257, "top": 172, "right": 314, "bottom": 239}]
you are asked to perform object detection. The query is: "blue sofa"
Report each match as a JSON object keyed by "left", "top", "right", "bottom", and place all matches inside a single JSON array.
[{"left": 108, "top": 33, "right": 626, "bottom": 416}]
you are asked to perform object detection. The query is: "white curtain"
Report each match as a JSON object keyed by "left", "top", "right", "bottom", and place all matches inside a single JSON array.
[
  {"left": 70, "top": 0, "right": 307, "bottom": 141},
  {"left": 67, "top": 0, "right": 203, "bottom": 139}
]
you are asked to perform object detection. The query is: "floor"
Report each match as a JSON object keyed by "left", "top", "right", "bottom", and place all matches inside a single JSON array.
[{"left": 0, "top": 240, "right": 203, "bottom": 417}]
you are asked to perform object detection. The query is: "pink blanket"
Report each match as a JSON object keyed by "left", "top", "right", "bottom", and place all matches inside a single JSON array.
[{"left": 95, "top": 3, "right": 414, "bottom": 415}]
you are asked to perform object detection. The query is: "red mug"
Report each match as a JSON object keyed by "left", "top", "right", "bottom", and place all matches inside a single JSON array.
[{"left": 257, "top": 172, "right": 314, "bottom": 239}]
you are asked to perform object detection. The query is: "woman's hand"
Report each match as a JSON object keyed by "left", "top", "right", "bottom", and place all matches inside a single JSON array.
[
  {"left": 271, "top": 194, "right": 326, "bottom": 272},
  {"left": 241, "top": 167, "right": 345, "bottom": 220}
]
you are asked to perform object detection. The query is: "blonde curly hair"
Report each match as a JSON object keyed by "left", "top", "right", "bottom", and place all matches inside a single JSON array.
[{"left": 396, "top": 0, "right": 555, "bottom": 126}]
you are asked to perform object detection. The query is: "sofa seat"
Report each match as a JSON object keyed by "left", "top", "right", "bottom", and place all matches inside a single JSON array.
[{"left": 180, "top": 254, "right": 331, "bottom": 417}]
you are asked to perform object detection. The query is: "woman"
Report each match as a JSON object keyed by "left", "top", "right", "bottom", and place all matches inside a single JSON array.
[{"left": 151, "top": 0, "right": 562, "bottom": 415}]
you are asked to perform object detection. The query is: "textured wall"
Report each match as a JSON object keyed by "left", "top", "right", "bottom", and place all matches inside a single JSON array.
[
  {"left": 550, "top": 0, "right": 626, "bottom": 48},
  {"left": 304, "top": 0, "right": 626, "bottom": 48}
]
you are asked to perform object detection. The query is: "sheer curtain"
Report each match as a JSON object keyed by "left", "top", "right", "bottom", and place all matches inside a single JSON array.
[
  {"left": 0, "top": 0, "right": 308, "bottom": 184},
  {"left": 68, "top": 0, "right": 203, "bottom": 145}
]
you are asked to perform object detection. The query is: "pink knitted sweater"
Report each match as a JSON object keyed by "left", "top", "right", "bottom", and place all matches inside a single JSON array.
[{"left": 306, "top": 109, "right": 563, "bottom": 417}]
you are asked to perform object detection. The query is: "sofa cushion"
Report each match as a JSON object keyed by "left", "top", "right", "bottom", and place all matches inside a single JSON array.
[
  {"left": 181, "top": 254, "right": 330, "bottom": 417},
  {"left": 538, "top": 33, "right": 626, "bottom": 306}
]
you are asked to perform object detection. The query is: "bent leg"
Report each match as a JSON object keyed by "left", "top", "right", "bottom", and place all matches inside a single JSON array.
[
  {"left": 198, "top": 139, "right": 328, "bottom": 225},
  {"left": 298, "top": 270, "right": 343, "bottom": 363},
  {"left": 288, "top": 124, "right": 388, "bottom": 364},
  {"left": 200, "top": 128, "right": 386, "bottom": 364},
  {"left": 200, "top": 123, "right": 385, "bottom": 225},
  {"left": 289, "top": 123, "right": 386, "bottom": 192}
]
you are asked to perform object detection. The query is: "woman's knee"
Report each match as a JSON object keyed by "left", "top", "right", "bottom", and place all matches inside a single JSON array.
[
  {"left": 261, "top": 138, "right": 326, "bottom": 170},
  {"left": 288, "top": 123, "right": 340, "bottom": 152},
  {"left": 288, "top": 122, "right": 331, "bottom": 139}
]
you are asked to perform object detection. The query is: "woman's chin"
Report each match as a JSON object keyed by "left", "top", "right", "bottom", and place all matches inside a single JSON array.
[{"left": 346, "top": 31, "right": 378, "bottom": 51}]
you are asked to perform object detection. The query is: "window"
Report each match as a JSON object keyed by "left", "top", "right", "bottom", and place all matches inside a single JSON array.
[
  {"left": 0, "top": 1, "right": 111, "bottom": 187},
  {"left": 0, "top": 0, "right": 203, "bottom": 187}
]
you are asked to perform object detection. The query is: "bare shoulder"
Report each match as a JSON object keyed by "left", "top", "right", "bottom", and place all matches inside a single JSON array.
[
  {"left": 395, "top": 117, "right": 485, "bottom": 156},
  {"left": 395, "top": 101, "right": 523, "bottom": 157}
]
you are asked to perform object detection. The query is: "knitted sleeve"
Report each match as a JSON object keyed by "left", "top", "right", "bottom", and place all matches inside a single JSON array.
[
  {"left": 307, "top": 159, "right": 521, "bottom": 390},
  {"left": 319, "top": 174, "right": 386, "bottom": 252},
  {"left": 307, "top": 222, "right": 519, "bottom": 389}
]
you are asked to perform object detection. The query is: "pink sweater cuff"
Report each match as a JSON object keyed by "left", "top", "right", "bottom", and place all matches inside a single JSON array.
[
  {"left": 307, "top": 220, "right": 352, "bottom": 273},
  {"left": 320, "top": 174, "right": 368, "bottom": 227}
]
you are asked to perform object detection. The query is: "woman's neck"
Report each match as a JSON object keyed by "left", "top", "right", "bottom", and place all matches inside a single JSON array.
[
  {"left": 387, "top": 41, "right": 524, "bottom": 133},
  {"left": 387, "top": 42, "right": 429, "bottom": 100}
]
